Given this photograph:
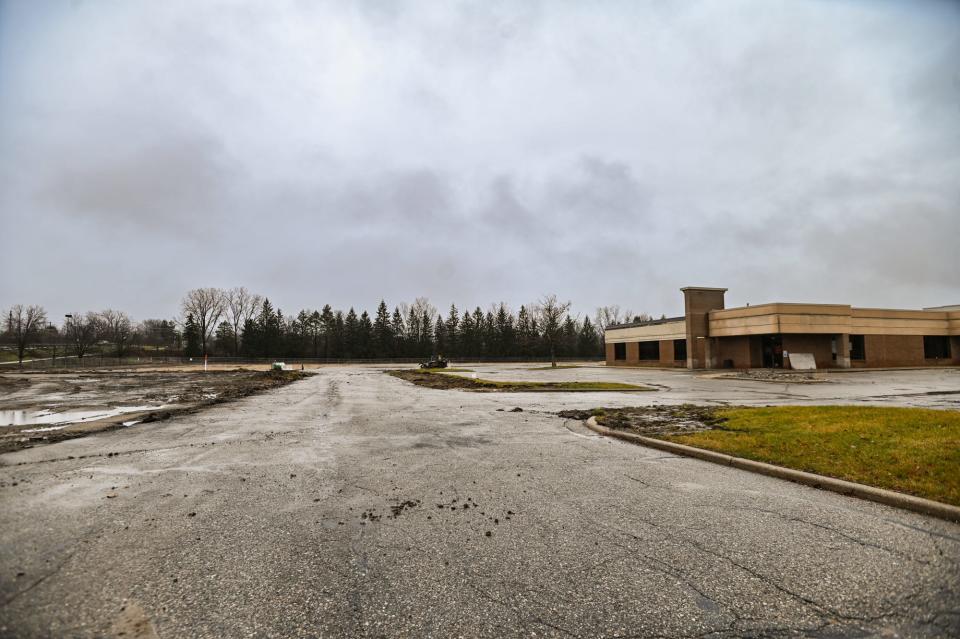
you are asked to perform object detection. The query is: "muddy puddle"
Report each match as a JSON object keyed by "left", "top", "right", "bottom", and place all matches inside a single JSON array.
[
  {"left": 0, "top": 369, "right": 309, "bottom": 453},
  {"left": 0, "top": 407, "right": 165, "bottom": 430}
]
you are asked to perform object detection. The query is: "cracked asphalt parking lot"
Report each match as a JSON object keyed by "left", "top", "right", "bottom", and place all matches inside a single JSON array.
[{"left": 1, "top": 365, "right": 959, "bottom": 637}]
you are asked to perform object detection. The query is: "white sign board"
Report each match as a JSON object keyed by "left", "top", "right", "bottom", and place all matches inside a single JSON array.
[{"left": 788, "top": 352, "right": 817, "bottom": 371}]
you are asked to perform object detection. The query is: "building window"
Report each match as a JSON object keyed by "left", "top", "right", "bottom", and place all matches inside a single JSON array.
[
  {"left": 850, "top": 335, "right": 865, "bottom": 361},
  {"left": 638, "top": 341, "right": 660, "bottom": 361},
  {"left": 614, "top": 343, "right": 626, "bottom": 360},
  {"left": 673, "top": 339, "right": 687, "bottom": 361},
  {"left": 923, "top": 336, "right": 951, "bottom": 359}
]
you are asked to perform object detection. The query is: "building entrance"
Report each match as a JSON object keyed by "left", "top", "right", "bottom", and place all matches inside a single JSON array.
[{"left": 761, "top": 335, "right": 784, "bottom": 368}]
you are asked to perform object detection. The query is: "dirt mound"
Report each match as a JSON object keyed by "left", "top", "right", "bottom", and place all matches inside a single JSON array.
[{"left": 559, "top": 404, "right": 726, "bottom": 436}]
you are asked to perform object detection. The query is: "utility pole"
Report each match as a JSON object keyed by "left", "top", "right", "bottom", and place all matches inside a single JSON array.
[
  {"left": 64, "top": 314, "right": 73, "bottom": 369},
  {"left": 47, "top": 324, "right": 57, "bottom": 369}
]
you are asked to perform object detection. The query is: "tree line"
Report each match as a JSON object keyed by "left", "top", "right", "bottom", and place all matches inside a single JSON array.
[{"left": 3, "top": 287, "right": 654, "bottom": 365}]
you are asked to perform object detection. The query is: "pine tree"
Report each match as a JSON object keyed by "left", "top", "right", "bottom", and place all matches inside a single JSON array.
[
  {"left": 459, "top": 309, "right": 475, "bottom": 357},
  {"left": 240, "top": 318, "right": 259, "bottom": 356},
  {"left": 308, "top": 310, "right": 321, "bottom": 357},
  {"left": 420, "top": 309, "right": 432, "bottom": 356},
  {"left": 561, "top": 316, "right": 578, "bottom": 357},
  {"left": 184, "top": 313, "right": 202, "bottom": 357},
  {"left": 214, "top": 320, "right": 235, "bottom": 355},
  {"left": 578, "top": 316, "right": 599, "bottom": 357},
  {"left": 406, "top": 306, "right": 420, "bottom": 357},
  {"left": 433, "top": 315, "right": 446, "bottom": 356},
  {"left": 472, "top": 308, "right": 485, "bottom": 356},
  {"left": 494, "top": 304, "right": 513, "bottom": 356},
  {"left": 330, "top": 311, "right": 345, "bottom": 358},
  {"left": 373, "top": 300, "right": 392, "bottom": 357},
  {"left": 390, "top": 307, "right": 405, "bottom": 357},
  {"left": 343, "top": 308, "right": 358, "bottom": 358},
  {"left": 445, "top": 304, "right": 459, "bottom": 357},
  {"left": 320, "top": 304, "right": 334, "bottom": 358},
  {"left": 358, "top": 311, "right": 373, "bottom": 358},
  {"left": 516, "top": 306, "right": 532, "bottom": 357}
]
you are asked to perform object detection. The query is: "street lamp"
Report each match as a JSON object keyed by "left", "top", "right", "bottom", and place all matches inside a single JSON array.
[
  {"left": 64, "top": 315, "right": 73, "bottom": 368},
  {"left": 46, "top": 323, "right": 57, "bottom": 368}
]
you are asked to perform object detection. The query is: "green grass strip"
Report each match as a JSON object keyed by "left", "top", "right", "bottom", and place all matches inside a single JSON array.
[{"left": 663, "top": 405, "right": 960, "bottom": 506}]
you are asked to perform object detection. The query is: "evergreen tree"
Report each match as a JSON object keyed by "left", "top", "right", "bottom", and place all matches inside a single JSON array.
[
  {"left": 472, "top": 308, "right": 485, "bottom": 356},
  {"left": 214, "top": 320, "right": 235, "bottom": 355},
  {"left": 308, "top": 310, "right": 322, "bottom": 357},
  {"left": 516, "top": 306, "right": 533, "bottom": 357},
  {"left": 484, "top": 310, "right": 496, "bottom": 355},
  {"left": 405, "top": 306, "right": 420, "bottom": 357},
  {"left": 330, "top": 311, "right": 345, "bottom": 358},
  {"left": 240, "top": 318, "right": 259, "bottom": 356},
  {"left": 445, "top": 304, "right": 459, "bottom": 357},
  {"left": 343, "top": 308, "right": 358, "bottom": 358},
  {"left": 320, "top": 304, "right": 334, "bottom": 358},
  {"left": 578, "top": 316, "right": 600, "bottom": 357},
  {"left": 373, "top": 300, "right": 392, "bottom": 357},
  {"left": 459, "top": 309, "right": 475, "bottom": 357},
  {"left": 358, "top": 311, "right": 373, "bottom": 358},
  {"left": 494, "top": 304, "right": 513, "bottom": 356},
  {"left": 390, "top": 307, "right": 405, "bottom": 357},
  {"left": 257, "top": 299, "right": 281, "bottom": 356},
  {"left": 253, "top": 299, "right": 273, "bottom": 356},
  {"left": 293, "top": 310, "right": 311, "bottom": 356},
  {"left": 184, "top": 313, "right": 202, "bottom": 357},
  {"left": 420, "top": 309, "right": 433, "bottom": 356},
  {"left": 561, "top": 315, "right": 578, "bottom": 357},
  {"left": 433, "top": 315, "right": 446, "bottom": 356}
]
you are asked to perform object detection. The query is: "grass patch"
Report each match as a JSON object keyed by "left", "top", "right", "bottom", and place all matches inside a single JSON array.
[
  {"left": 419, "top": 367, "right": 473, "bottom": 373},
  {"left": 662, "top": 406, "right": 960, "bottom": 506},
  {"left": 388, "top": 370, "right": 653, "bottom": 392}
]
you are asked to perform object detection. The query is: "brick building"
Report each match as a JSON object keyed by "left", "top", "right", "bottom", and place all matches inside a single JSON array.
[{"left": 605, "top": 287, "right": 960, "bottom": 369}]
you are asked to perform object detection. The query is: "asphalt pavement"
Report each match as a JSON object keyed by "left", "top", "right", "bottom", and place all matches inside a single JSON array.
[{"left": 1, "top": 366, "right": 959, "bottom": 637}]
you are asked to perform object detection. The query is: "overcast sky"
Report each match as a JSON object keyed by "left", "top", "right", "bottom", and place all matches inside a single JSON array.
[{"left": 1, "top": 0, "right": 958, "bottom": 323}]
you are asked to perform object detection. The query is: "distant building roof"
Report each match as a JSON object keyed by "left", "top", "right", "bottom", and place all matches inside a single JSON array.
[{"left": 607, "top": 316, "right": 684, "bottom": 330}]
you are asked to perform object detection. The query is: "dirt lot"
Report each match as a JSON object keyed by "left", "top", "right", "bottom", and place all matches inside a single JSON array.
[
  {"left": 388, "top": 369, "right": 652, "bottom": 392},
  {"left": 0, "top": 369, "right": 309, "bottom": 453}
]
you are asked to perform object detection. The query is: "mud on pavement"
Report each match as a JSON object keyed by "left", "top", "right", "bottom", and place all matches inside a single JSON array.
[
  {"left": 0, "top": 369, "right": 310, "bottom": 454},
  {"left": 559, "top": 404, "right": 726, "bottom": 436}
]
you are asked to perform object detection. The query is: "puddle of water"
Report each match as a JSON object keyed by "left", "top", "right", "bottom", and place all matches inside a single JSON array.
[
  {"left": 22, "top": 425, "right": 70, "bottom": 433},
  {"left": 0, "top": 406, "right": 166, "bottom": 427}
]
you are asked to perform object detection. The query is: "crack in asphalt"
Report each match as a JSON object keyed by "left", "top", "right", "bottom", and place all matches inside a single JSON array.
[
  {"left": 2, "top": 550, "right": 77, "bottom": 607},
  {"left": 704, "top": 503, "right": 943, "bottom": 567}
]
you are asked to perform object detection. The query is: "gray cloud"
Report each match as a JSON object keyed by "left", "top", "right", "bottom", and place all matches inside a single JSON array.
[{"left": 1, "top": 0, "right": 958, "bottom": 321}]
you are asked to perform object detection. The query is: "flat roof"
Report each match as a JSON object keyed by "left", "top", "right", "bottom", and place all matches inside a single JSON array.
[{"left": 607, "top": 316, "right": 685, "bottom": 330}]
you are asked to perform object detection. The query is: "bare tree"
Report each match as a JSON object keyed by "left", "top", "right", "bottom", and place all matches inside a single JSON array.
[
  {"left": 94, "top": 309, "right": 133, "bottom": 358},
  {"left": 4, "top": 305, "right": 48, "bottom": 366},
  {"left": 534, "top": 294, "right": 572, "bottom": 368},
  {"left": 181, "top": 288, "right": 226, "bottom": 356},
  {"left": 225, "top": 287, "right": 262, "bottom": 355},
  {"left": 408, "top": 297, "right": 437, "bottom": 347},
  {"left": 594, "top": 305, "right": 632, "bottom": 332},
  {"left": 63, "top": 312, "right": 98, "bottom": 358}
]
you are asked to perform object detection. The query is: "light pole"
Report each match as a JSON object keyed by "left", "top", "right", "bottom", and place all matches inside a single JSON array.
[
  {"left": 64, "top": 315, "right": 73, "bottom": 368},
  {"left": 46, "top": 324, "right": 57, "bottom": 368}
]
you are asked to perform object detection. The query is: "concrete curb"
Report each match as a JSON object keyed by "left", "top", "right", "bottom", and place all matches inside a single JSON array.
[{"left": 584, "top": 417, "right": 960, "bottom": 523}]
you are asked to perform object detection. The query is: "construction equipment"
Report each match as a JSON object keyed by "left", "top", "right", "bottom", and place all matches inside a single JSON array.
[{"left": 419, "top": 357, "right": 448, "bottom": 369}]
